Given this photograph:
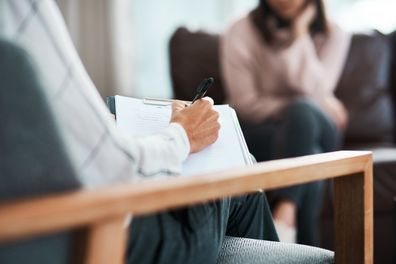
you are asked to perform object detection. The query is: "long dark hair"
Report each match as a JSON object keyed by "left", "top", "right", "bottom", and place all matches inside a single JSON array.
[{"left": 251, "top": 0, "right": 330, "bottom": 45}]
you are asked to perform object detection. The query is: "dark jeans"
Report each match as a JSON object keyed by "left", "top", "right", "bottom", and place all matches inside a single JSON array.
[
  {"left": 127, "top": 192, "right": 278, "bottom": 264},
  {"left": 242, "top": 99, "right": 342, "bottom": 246}
]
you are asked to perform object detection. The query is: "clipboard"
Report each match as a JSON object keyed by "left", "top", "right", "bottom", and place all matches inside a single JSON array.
[
  {"left": 108, "top": 97, "right": 192, "bottom": 111},
  {"left": 143, "top": 98, "right": 174, "bottom": 106},
  {"left": 109, "top": 95, "right": 253, "bottom": 176},
  {"left": 106, "top": 96, "right": 116, "bottom": 115}
]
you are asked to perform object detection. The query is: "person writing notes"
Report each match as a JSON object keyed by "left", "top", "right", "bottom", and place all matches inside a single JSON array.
[{"left": 1, "top": 0, "right": 336, "bottom": 263}]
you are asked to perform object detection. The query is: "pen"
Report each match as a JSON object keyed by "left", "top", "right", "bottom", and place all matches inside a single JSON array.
[{"left": 191, "top": 77, "right": 214, "bottom": 104}]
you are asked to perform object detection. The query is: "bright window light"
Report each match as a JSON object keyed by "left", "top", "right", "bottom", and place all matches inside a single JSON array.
[{"left": 131, "top": 0, "right": 396, "bottom": 98}]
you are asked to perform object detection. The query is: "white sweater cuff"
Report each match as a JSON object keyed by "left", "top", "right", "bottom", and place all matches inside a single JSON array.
[{"left": 167, "top": 122, "right": 190, "bottom": 161}]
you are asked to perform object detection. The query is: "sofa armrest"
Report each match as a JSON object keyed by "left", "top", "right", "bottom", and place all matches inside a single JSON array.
[{"left": 0, "top": 151, "right": 373, "bottom": 264}]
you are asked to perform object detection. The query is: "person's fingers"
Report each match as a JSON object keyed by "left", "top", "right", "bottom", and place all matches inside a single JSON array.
[
  {"left": 191, "top": 98, "right": 215, "bottom": 117},
  {"left": 194, "top": 98, "right": 213, "bottom": 108},
  {"left": 190, "top": 124, "right": 220, "bottom": 153},
  {"left": 193, "top": 114, "right": 220, "bottom": 144},
  {"left": 305, "top": 4, "right": 316, "bottom": 16},
  {"left": 323, "top": 97, "right": 347, "bottom": 131},
  {"left": 341, "top": 112, "right": 349, "bottom": 131},
  {"left": 335, "top": 102, "right": 348, "bottom": 130},
  {"left": 334, "top": 111, "right": 344, "bottom": 130},
  {"left": 204, "top": 120, "right": 221, "bottom": 138},
  {"left": 201, "top": 110, "right": 220, "bottom": 125},
  {"left": 174, "top": 100, "right": 186, "bottom": 108},
  {"left": 201, "top": 117, "right": 221, "bottom": 131},
  {"left": 301, "top": 3, "right": 316, "bottom": 23},
  {"left": 336, "top": 110, "right": 348, "bottom": 131},
  {"left": 191, "top": 97, "right": 214, "bottom": 114},
  {"left": 171, "top": 101, "right": 178, "bottom": 112},
  {"left": 172, "top": 100, "right": 185, "bottom": 112},
  {"left": 202, "top": 96, "right": 214, "bottom": 105},
  {"left": 174, "top": 96, "right": 220, "bottom": 153}
]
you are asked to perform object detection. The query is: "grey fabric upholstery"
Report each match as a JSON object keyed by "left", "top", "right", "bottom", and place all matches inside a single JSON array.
[
  {"left": 217, "top": 236, "right": 334, "bottom": 264},
  {"left": 0, "top": 39, "right": 80, "bottom": 201},
  {"left": 0, "top": 39, "right": 81, "bottom": 263}
]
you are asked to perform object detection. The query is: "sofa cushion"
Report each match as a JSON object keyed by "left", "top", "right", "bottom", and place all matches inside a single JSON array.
[{"left": 335, "top": 32, "right": 395, "bottom": 144}]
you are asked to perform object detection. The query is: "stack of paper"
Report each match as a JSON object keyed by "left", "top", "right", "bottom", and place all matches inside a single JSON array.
[{"left": 115, "top": 95, "right": 252, "bottom": 176}]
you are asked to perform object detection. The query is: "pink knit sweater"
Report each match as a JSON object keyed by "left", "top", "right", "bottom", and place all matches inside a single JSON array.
[{"left": 220, "top": 15, "right": 351, "bottom": 124}]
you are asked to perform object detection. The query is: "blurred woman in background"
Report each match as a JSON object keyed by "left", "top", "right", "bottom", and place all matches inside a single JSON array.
[{"left": 221, "top": 0, "right": 351, "bottom": 246}]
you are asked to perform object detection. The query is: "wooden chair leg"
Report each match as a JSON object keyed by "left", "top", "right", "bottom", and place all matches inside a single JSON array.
[
  {"left": 334, "top": 163, "right": 373, "bottom": 264},
  {"left": 85, "top": 215, "right": 129, "bottom": 264}
]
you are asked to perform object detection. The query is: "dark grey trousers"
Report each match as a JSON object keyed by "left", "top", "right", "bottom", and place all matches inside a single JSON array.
[
  {"left": 127, "top": 193, "right": 279, "bottom": 264},
  {"left": 242, "top": 99, "right": 341, "bottom": 246}
]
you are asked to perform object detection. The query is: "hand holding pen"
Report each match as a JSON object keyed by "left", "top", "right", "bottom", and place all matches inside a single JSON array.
[{"left": 170, "top": 77, "right": 220, "bottom": 153}]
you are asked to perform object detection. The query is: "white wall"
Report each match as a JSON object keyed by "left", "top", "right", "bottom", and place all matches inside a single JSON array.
[
  {"left": 327, "top": 0, "right": 396, "bottom": 33},
  {"left": 131, "top": 0, "right": 258, "bottom": 99}
]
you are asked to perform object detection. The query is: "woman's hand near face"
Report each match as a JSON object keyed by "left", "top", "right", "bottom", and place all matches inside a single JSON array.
[
  {"left": 292, "top": 3, "right": 317, "bottom": 38},
  {"left": 320, "top": 96, "right": 349, "bottom": 131}
]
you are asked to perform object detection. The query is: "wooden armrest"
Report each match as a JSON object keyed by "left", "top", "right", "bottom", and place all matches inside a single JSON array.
[{"left": 0, "top": 151, "right": 373, "bottom": 264}]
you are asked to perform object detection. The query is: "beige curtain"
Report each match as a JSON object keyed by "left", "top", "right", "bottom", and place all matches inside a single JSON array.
[{"left": 56, "top": 0, "right": 135, "bottom": 98}]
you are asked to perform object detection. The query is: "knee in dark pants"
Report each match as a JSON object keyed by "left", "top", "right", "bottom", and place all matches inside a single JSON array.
[
  {"left": 228, "top": 193, "right": 278, "bottom": 241},
  {"left": 282, "top": 99, "right": 321, "bottom": 130},
  {"left": 127, "top": 200, "right": 230, "bottom": 264},
  {"left": 275, "top": 99, "right": 327, "bottom": 156}
]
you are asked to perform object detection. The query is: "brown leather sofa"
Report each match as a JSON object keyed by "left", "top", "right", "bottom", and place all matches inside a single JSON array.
[{"left": 169, "top": 27, "right": 396, "bottom": 263}]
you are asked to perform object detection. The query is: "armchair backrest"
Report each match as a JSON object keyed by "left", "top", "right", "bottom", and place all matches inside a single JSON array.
[{"left": 0, "top": 39, "right": 81, "bottom": 264}]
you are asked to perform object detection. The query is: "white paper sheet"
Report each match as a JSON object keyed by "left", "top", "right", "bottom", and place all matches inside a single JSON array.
[{"left": 115, "top": 96, "right": 251, "bottom": 176}]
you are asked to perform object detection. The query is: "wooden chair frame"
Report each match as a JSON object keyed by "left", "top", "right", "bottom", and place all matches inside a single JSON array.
[{"left": 0, "top": 151, "right": 373, "bottom": 264}]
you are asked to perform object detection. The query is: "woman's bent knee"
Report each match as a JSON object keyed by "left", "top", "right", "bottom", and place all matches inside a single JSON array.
[{"left": 283, "top": 99, "right": 321, "bottom": 121}]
